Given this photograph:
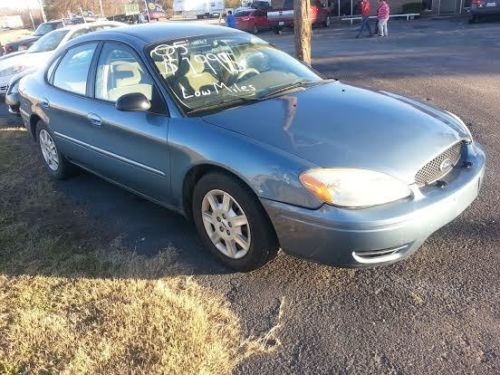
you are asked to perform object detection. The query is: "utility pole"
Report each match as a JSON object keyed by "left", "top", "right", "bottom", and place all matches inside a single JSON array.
[
  {"left": 294, "top": 0, "right": 312, "bottom": 65},
  {"left": 38, "top": 0, "right": 47, "bottom": 22},
  {"left": 99, "top": 0, "right": 105, "bottom": 17}
]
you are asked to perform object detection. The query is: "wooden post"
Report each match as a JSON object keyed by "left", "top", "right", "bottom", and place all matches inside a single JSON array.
[{"left": 294, "top": 0, "right": 312, "bottom": 65}]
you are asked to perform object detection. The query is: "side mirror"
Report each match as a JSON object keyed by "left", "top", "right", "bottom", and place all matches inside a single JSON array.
[{"left": 115, "top": 92, "right": 151, "bottom": 112}]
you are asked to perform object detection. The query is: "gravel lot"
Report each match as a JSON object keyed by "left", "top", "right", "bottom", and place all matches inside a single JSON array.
[{"left": 1, "top": 17, "right": 499, "bottom": 374}]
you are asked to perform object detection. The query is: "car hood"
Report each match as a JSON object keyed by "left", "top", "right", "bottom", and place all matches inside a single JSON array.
[
  {"left": 0, "top": 50, "right": 27, "bottom": 61},
  {"left": 0, "top": 51, "right": 52, "bottom": 71},
  {"left": 202, "top": 82, "right": 470, "bottom": 184},
  {"left": 5, "top": 35, "right": 39, "bottom": 46}
]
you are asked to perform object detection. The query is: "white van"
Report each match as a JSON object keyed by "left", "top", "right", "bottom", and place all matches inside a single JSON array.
[{"left": 173, "top": 0, "right": 225, "bottom": 18}]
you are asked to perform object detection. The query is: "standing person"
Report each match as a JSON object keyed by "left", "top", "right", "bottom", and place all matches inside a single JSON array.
[
  {"left": 377, "top": 0, "right": 390, "bottom": 37},
  {"left": 225, "top": 10, "right": 236, "bottom": 28},
  {"left": 356, "top": 0, "right": 373, "bottom": 38}
]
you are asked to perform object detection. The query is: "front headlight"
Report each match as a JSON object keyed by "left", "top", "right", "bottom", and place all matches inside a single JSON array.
[
  {"left": 0, "top": 65, "right": 26, "bottom": 77},
  {"left": 299, "top": 168, "right": 412, "bottom": 208}
]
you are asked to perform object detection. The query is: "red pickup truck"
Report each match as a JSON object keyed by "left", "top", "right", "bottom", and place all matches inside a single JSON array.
[{"left": 267, "top": 0, "right": 331, "bottom": 33}]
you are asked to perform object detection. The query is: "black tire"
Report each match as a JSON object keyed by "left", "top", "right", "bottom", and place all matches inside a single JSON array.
[
  {"left": 323, "top": 16, "right": 331, "bottom": 28},
  {"left": 252, "top": 25, "right": 259, "bottom": 34},
  {"left": 469, "top": 15, "right": 477, "bottom": 23},
  {"left": 192, "top": 172, "right": 278, "bottom": 272},
  {"left": 36, "top": 121, "right": 74, "bottom": 179}
]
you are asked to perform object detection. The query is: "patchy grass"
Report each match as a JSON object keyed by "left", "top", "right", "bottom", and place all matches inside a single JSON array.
[{"left": 0, "top": 128, "right": 266, "bottom": 374}]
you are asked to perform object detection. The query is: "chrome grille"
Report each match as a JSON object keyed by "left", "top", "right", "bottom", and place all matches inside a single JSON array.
[{"left": 415, "top": 142, "right": 463, "bottom": 186}]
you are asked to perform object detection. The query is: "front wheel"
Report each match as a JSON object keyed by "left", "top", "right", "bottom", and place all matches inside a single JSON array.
[
  {"left": 192, "top": 172, "right": 278, "bottom": 271},
  {"left": 36, "top": 121, "right": 74, "bottom": 179}
]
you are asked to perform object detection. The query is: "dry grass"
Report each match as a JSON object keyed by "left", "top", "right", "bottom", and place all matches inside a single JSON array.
[{"left": 0, "top": 127, "right": 267, "bottom": 374}]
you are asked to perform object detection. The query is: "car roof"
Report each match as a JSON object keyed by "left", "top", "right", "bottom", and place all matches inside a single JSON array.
[
  {"left": 72, "top": 22, "right": 240, "bottom": 46},
  {"left": 55, "top": 20, "right": 124, "bottom": 33}
]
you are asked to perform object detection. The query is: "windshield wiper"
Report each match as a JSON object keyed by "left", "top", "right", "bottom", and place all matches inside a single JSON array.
[
  {"left": 256, "top": 79, "right": 333, "bottom": 100},
  {"left": 186, "top": 96, "right": 261, "bottom": 116}
]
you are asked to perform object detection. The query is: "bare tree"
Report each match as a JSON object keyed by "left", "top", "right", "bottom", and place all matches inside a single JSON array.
[{"left": 294, "top": 0, "right": 311, "bottom": 65}]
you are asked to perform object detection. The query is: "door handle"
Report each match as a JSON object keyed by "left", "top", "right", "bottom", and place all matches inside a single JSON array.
[
  {"left": 40, "top": 98, "right": 50, "bottom": 109},
  {"left": 87, "top": 113, "right": 102, "bottom": 127}
]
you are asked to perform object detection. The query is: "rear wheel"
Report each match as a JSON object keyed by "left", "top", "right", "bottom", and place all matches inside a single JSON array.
[
  {"left": 36, "top": 121, "right": 74, "bottom": 179},
  {"left": 469, "top": 14, "right": 478, "bottom": 23},
  {"left": 324, "top": 16, "right": 331, "bottom": 28},
  {"left": 192, "top": 172, "right": 278, "bottom": 271},
  {"left": 252, "top": 24, "right": 259, "bottom": 34}
]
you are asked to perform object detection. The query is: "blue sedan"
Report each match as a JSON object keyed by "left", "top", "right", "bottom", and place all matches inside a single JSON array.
[{"left": 18, "top": 23, "right": 485, "bottom": 271}]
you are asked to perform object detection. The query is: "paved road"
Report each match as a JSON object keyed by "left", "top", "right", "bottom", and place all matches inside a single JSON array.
[{"left": 2, "top": 18, "right": 499, "bottom": 374}]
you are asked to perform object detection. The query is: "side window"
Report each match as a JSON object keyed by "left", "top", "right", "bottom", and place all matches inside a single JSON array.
[
  {"left": 46, "top": 55, "right": 61, "bottom": 82},
  {"left": 53, "top": 43, "right": 97, "bottom": 95},
  {"left": 95, "top": 43, "right": 155, "bottom": 103}
]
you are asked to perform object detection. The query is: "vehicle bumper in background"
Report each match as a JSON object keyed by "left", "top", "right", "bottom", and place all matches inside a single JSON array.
[
  {"left": 262, "top": 143, "right": 486, "bottom": 267},
  {"left": 470, "top": 4, "right": 500, "bottom": 15},
  {"left": 5, "top": 91, "right": 20, "bottom": 115},
  {"left": 0, "top": 80, "right": 8, "bottom": 94}
]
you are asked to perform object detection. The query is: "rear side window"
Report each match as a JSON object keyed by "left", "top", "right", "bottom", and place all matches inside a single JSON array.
[
  {"left": 46, "top": 56, "right": 61, "bottom": 81},
  {"left": 52, "top": 43, "right": 97, "bottom": 96}
]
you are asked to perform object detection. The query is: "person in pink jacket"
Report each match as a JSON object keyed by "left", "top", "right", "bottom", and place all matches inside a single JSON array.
[{"left": 377, "top": 0, "right": 390, "bottom": 37}]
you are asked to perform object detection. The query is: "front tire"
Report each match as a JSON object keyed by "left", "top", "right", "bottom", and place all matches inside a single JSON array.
[
  {"left": 36, "top": 121, "right": 74, "bottom": 179},
  {"left": 192, "top": 172, "right": 278, "bottom": 271}
]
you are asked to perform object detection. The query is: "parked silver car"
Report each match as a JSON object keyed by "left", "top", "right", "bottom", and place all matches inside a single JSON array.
[{"left": 18, "top": 23, "right": 485, "bottom": 271}]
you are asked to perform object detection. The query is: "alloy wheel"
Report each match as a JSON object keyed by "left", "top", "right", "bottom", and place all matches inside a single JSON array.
[
  {"left": 201, "top": 189, "right": 251, "bottom": 259},
  {"left": 39, "top": 129, "right": 59, "bottom": 171}
]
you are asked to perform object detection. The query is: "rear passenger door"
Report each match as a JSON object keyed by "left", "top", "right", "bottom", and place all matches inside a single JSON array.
[
  {"left": 84, "top": 42, "right": 170, "bottom": 202},
  {"left": 47, "top": 42, "right": 101, "bottom": 160}
]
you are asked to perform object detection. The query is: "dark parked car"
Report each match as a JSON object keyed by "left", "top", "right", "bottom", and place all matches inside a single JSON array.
[
  {"left": 470, "top": 0, "right": 500, "bottom": 22},
  {"left": 18, "top": 23, "right": 485, "bottom": 271},
  {"left": 3, "top": 20, "right": 64, "bottom": 54}
]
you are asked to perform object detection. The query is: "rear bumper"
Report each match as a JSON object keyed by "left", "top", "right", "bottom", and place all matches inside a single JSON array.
[
  {"left": 262, "top": 143, "right": 485, "bottom": 267},
  {"left": 470, "top": 4, "right": 500, "bottom": 15}
]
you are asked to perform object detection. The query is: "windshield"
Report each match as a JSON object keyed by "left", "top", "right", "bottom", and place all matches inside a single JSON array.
[
  {"left": 34, "top": 22, "right": 61, "bottom": 36},
  {"left": 29, "top": 29, "right": 69, "bottom": 53},
  {"left": 149, "top": 33, "right": 321, "bottom": 114}
]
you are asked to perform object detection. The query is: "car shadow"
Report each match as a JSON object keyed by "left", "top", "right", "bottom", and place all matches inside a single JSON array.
[{"left": 52, "top": 169, "right": 232, "bottom": 276}]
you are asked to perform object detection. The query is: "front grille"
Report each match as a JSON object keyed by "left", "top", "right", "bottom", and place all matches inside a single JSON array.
[{"left": 415, "top": 141, "right": 463, "bottom": 186}]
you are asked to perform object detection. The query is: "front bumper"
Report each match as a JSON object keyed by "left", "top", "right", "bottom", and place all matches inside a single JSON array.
[
  {"left": 0, "top": 75, "right": 10, "bottom": 94},
  {"left": 5, "top": 91, "right": 20, "bottom": 115},
  {"left": 262, "top": 143, "right": 486, "bottom": 267}
]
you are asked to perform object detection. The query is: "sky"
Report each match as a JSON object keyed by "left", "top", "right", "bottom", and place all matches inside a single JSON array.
[{"left": 0, "top": 0, "right": 42, "bottom": 10}]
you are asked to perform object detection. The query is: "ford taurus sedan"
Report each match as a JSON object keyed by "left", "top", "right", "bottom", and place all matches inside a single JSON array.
[{"left": 18, "top": 23, "right": 485, "bottom": 271}]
